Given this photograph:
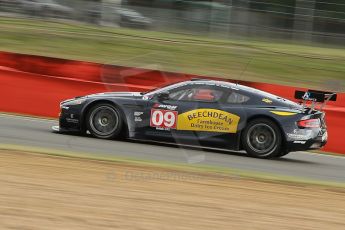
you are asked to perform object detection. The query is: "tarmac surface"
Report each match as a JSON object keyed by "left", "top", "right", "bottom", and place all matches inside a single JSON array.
[{"left": 0, "top": 113, "right": 344, "bottom": 184}]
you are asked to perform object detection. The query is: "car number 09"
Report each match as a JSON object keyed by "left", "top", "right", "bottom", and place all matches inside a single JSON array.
[{"left": 150, "top": 109, "right": 177, "bottom": 129}]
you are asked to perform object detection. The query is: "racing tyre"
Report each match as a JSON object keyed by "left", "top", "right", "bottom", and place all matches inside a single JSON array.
[
  {"left": 86, "top": 103, "right": 124, "bottom": 139},
  {"left": 242, "top": 118, "right": 282, "bottom": 159}
]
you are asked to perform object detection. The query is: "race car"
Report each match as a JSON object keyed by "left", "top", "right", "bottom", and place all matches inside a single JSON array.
[{"left": 53, "top": 79, "right": 336, "bottom": 159}]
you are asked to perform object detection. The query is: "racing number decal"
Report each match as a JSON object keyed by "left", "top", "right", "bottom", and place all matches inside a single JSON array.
[{"left": 150, "top": 109, "right": 178, "bottom": 129}]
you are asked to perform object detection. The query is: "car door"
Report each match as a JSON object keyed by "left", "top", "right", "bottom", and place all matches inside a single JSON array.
[
  {"left": 145, "top": 84, "right": 234, "bottom": 147},
  {"left": 140, "top": 82, "right": 247, "bottom": 149},
  {"left": 171, "top": 85, "right": 229, "bottom": 146},
  {"left": 169, "top": 85, "right": 249, "bottom": 149},
  {"left": 142, "top": 84, "right": 197, "bottom": 142}
]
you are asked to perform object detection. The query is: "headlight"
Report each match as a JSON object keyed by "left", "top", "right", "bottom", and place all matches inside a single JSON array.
[{"left": 68, "top": 98, "right": 86, "bottom": 105}]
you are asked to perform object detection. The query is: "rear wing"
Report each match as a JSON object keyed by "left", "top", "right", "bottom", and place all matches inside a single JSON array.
[{"left": 294, "top": 90, "right": 337, "bottom": 112}]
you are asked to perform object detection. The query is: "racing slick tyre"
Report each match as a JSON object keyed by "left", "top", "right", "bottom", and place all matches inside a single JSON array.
[
  {"left": 86, "top": 103, "right": 124, "bottom": 139},
  {"left": 242, "top": 118, "right": 283, "bottom": 159}
]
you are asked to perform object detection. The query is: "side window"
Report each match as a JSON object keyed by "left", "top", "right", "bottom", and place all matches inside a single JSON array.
[
  {"left": 169, "top": 87, "right": 224, "bottom": 102},
  {"left": 169, "top": 88, "right": 193, "bottom": 101},
  {"left": 192, "top": 88, "right": 223, "bottom": 102},
  {"left": 227, "top": 91, "right": 250, "bottom": 104}
]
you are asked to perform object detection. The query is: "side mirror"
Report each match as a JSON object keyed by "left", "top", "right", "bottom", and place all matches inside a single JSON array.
[{"left": 157, "top": 92, "right": 170, "bottom": 101}]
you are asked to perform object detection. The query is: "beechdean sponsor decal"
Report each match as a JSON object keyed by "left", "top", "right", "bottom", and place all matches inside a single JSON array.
[{"left": 177, "top": 109, "right": 240, "bottom": 133}]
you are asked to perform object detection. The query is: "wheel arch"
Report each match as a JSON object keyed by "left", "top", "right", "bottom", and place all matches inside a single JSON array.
[
  {"left": 81, "top": 99, "right": 129, "bottom": 137},
  {"left": 240, "top": 114, "right": 287, "bottom": 150}
]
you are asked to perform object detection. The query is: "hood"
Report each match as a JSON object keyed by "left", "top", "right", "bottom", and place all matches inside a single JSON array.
[{"left": 85, "top": 92, "right": 143, "bottom": 99}]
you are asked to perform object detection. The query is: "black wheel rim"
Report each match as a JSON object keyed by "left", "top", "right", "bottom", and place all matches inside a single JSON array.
[
  {"left": 246, "top": 123, "right": 277, "bottom": 156},
  {"left": 89, "top": 106, "right": 119, "bottom": 136}
]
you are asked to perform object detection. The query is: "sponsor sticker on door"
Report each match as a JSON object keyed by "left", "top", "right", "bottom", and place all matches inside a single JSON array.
[{"left": 176, "top": 109, "right": 240, "bottom": 133}]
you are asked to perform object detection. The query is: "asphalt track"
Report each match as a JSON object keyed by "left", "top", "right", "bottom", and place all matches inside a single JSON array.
[{"left": 0, "top": 113, "right": 344, "bottom": 184}]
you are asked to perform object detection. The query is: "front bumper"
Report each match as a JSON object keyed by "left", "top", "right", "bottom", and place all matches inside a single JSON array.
[{"left": 57, "top": 102, "right": 84, "bottom": 133}]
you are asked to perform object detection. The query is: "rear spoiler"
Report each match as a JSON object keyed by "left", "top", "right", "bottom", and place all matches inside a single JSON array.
[{"left": 294, "top": 90, "right": 337, "bottom": 112}]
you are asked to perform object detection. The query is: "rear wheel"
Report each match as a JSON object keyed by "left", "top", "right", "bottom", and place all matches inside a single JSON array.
[
  {"left": 242, "top": 119, "right": 283, "bottom": 159},
  {"left": 86, "top": 103, "right": 123, "bottom": 139}
]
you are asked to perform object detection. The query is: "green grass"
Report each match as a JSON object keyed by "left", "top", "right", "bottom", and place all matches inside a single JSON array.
[{"left": 0, "top": 17, "right": 344, "bottom": 90}]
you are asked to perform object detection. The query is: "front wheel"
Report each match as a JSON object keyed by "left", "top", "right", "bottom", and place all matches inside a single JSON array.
[
  {"left": 242, "top": 119, "right": 283, "bottom": 159},
  {"left": 86, "top": 103, "right": 124, "bottom": 139}
]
